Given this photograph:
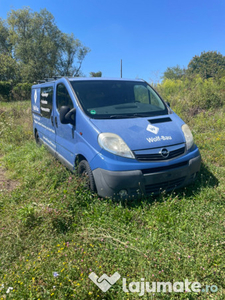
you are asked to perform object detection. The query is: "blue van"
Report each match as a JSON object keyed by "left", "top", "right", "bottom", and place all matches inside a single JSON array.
[{"left": 31, "top": 77, "right": 201, "bottom": 198}]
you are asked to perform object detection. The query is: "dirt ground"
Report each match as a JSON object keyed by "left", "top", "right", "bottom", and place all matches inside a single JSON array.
[{"left": 0, "top": 162, "right": 19, "bottom": 192}]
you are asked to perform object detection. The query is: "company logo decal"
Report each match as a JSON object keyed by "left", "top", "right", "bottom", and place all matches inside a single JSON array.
[
  {"left": 146, "top": 136, "right": 172, "bottom": 143},
  {"left": 34, "top": 89, "right": 37, "bottom": 103},
  {"left": 146, "top": 124, "right": 159, "bottom": 135}
]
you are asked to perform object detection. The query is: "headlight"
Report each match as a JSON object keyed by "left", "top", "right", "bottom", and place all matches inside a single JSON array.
[
  {"left": 98, "top": 133, "right": 135, "bottom": 159},
  {"left": 182, "top": 124, "right": 194, "bottom": 150}
]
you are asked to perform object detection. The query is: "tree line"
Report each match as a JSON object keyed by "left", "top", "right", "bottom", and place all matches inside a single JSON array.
[
  {"left": 0, "top": 7, "right": 90, "bottom": 100},
  {"left": 157, "top": 51, "right": 225, "bottom": 113},
  {"left": 162, "top": 51, "right": 225, "bottom": 81},
  {"left": 0, "top": 7, "right": 224, "bottom": 103}
]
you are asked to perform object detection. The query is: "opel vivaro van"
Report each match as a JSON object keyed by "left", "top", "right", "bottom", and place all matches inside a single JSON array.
[{"left": 31, "top": 77, "right": 201, "bottom": 198}]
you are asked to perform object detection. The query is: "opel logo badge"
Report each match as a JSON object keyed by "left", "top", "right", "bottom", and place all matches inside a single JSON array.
[{"left": 160, "top": 148, "right": 169, "bottom": 158}]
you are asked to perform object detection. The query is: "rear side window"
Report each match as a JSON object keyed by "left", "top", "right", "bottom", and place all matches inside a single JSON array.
[
  {"left": 56, "top": 84, "right": 74, "bottom": 111},
  {"left": 40, "top": 86, "right": 53, "bottom": 118}
]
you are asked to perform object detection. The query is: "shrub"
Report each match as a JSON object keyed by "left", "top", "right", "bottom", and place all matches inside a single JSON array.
[
  {"left": 0, "top": 82, "right": 32, "bottom": 101},
  {"left": 0, "top": 81, "right": 12, "bottom": 101},
  {"left": 12, "top": 82, "right": 32, "bottom": 101},
  {"left": 157, "top": 76, "right": 225, "bottom": 111}
]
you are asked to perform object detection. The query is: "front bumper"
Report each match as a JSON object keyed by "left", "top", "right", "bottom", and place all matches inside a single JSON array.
[{"left": 93, "top": 155, "right": 201, "bottom": 198}]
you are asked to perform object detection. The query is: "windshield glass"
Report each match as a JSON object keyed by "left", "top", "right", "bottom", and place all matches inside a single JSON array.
[{"left": 70, "top": 80, "right": 168, "bottom": 119}]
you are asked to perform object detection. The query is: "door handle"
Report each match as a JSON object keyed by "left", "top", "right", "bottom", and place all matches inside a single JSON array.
[
  {"left": 55, "top": 116, "right": 58, "bottom": 128},
  {"left": 51, "top": 116, "right": 54, "bottom": 126}
]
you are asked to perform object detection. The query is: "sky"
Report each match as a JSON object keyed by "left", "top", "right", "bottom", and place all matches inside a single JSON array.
[{"left": 0, "top": 0, "right": 225, "bottom": 82}]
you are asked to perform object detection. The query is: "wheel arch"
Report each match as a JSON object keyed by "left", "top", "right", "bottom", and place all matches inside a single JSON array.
[{"left": 75, "top": 154, "right": 87, "bottom": 167}]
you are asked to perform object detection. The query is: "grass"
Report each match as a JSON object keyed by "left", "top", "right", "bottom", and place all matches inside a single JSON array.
[{"left": 0, "top": 100, "right": 224, "bottom": 299}]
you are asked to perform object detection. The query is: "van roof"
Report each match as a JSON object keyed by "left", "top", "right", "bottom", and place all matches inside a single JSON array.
[
  {"left": 32, "top": 77, "right": 144, "bottom": 88},
  {"left": 69, "top": 77, "right": 144, "bottom": 82}
]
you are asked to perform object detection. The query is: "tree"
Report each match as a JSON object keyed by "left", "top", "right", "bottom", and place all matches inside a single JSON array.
[
  {"left": 7, "top": 8, "right": 59, "bottom": 81},
  {"left": 0, "top": 53, "right": 19, "bottom": 81},
  {"left": 0, "top": 18, "right": 11, "bottom": 54},
  {"left": 90, "top": 71, "right": 102, "bottom": 77},
  {"left": 3, "top": 7, "right": 90, "bottom": 82},
  {"left": 162, "top": 65, "right": 186, "bottom": 81},
  {"left": 187, "top": 51, "right": 225, "bottom": 80},
  {"left": 58, "top": 33, "right": 90, "bottom": 77}
]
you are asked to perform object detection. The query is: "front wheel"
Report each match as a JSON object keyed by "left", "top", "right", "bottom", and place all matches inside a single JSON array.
[
  {"left": 35, "top": 130, "right": 41, "bottom": 145},
  {"left": 78, "top": 160, "right": 96, "bottom": 191}
]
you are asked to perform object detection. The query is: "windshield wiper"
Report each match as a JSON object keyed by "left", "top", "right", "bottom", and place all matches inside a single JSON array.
[
  {"left": 109, "top": 114, "right": 140, "bottom": 119},
  {"left": 109, "top": 113, "right": 153, "bottom": 119},
  {"left": 133, "top": 113, "right": 151, "bottom": 117},
  {"left": 97, "top": 113, "right": 165, "bottom": 119}
]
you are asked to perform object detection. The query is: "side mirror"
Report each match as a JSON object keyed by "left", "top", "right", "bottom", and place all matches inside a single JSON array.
[
  {"left": 166, "top": 101, "right": 170, "bottom": 107},
  {"left": 59, "top": 106, "right": 76, "bottom": 125}
]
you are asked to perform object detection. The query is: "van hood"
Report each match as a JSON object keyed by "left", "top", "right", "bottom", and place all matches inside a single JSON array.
[{"left": 90, "top": 113, "right": 186, "bottom": 150}]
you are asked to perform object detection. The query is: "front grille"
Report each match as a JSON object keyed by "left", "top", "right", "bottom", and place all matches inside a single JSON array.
[
  {"left": 141, "top": 161, "right": 188, "bottom": 175},
  {"left": 135, "top": 146, "right": 185, "bottom": 162},
  {"left": 145, "top": 176, "right": 186, "bottom": 194}
]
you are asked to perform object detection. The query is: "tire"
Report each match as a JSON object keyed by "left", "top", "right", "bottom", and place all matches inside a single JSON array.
[
  {"left": 35, "top": 130, "right": 41, "bottom": 145},
  {"left": 78, "top": 160, "right": 96, "bottom": 191}
]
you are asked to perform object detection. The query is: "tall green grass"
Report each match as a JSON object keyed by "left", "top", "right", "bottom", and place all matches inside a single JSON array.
[{"left": 0, "top": 101, "right": 224, "bottom": 299}]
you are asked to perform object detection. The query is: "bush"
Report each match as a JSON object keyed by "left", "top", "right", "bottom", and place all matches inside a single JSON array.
[
  {"left": 12, "top": 82, "right": 32, "bottom": 101},
  {"left": 0, "top": 81, "right": 12, "bottom": 101},
  {"left": 157, "top": 76, "right": 225, "bottom": 111},
  {"left": 190, "top": 77, "right": 223, "bottom": 109},
  {"left": 0, "top": 82, "right": 32, "bottom": 101}
]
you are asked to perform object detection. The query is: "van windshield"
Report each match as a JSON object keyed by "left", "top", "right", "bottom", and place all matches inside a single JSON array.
[{"left": 70, "top": 80, "right": 168, "bottom": 119}]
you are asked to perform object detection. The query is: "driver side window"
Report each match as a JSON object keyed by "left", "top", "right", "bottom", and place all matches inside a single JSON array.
[{"left": 56, "top": 84, "right": 74, "bottom": 111}]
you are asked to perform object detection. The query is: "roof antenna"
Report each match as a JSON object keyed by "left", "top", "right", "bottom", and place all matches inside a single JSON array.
[{"left": 120, "top": 59, "right": 122, "bottom": 78}]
